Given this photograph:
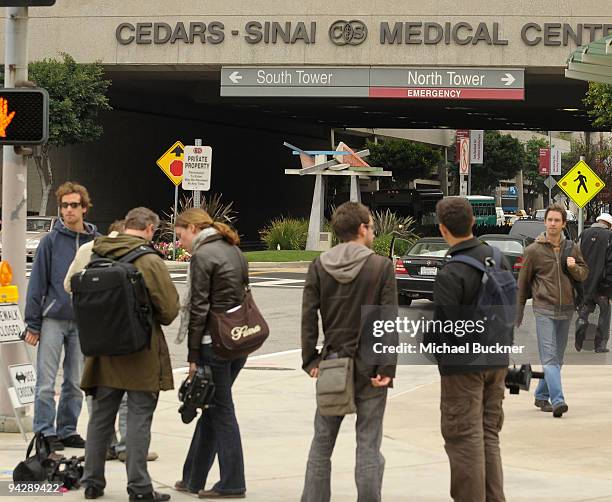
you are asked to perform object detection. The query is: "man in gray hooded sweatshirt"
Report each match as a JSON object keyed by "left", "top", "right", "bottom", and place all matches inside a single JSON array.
[{"left": 301, "top": 202, "right": 397, "bottom": 502}]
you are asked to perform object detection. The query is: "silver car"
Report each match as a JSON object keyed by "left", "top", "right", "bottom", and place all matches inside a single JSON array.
[{"left": 0, "top": 216, "right": 57, "bottom": 260}]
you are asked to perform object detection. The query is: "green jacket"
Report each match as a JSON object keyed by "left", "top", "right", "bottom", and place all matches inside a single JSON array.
[{"left": 80, "top": 234, "right": 179, "bottom": 394}]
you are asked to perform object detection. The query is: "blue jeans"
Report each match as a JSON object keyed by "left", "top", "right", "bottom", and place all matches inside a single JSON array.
[
  {"left": 534, "top": 315, "right": 571, "bottom": 407},
  {"left": 33, "top": 318, "right": 84, "bottom": 438},
  {"left": 181, "top": 345, "right": 247, "bottom": 495}
]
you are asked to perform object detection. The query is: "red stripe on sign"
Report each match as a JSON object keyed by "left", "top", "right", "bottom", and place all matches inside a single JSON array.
[{"left": 368, "top": 87, "right": 525, "bottom": 100}]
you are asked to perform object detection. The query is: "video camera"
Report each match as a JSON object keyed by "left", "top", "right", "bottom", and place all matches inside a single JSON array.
[
  {"left": 505, "top": 364, "right": 544, "bottom": 395},
  {"left": 178, "top": 365, "right": 215, "bottom": 424}
]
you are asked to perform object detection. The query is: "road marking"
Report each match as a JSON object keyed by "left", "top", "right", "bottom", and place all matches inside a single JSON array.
[{"left": 173, "top": 348, "right": 303, "bottom": 374}]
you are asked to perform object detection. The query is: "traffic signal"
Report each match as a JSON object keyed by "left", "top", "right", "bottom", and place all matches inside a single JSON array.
[
  {"left": 0, "top": 1, "right": 55, "bottom": 5},
  {"left": 0, "top": 88, "right": 48, "bottom": 145}
]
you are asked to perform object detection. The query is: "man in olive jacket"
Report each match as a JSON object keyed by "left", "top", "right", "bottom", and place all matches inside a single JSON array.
[
  {"left": 81, "top": 207, "right": 179, "bottom": 502},
  {"left": 301, "top": 202, "right": 397, "bottom": 502}
]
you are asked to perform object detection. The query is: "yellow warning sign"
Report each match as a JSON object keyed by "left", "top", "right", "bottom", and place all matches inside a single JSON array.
[
  {"left": 156, "top": 141, "right": 185, "bottom": 186},
  {"left": 557, "top": 160, "right": 605, "bottom": 208}
]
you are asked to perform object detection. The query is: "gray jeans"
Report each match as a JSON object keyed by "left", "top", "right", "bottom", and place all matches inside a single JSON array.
[
  {"left": 301, "top": 389, "right": 387, "bottom": 502},
  {"left": 81, "top": 387, "right": 159, "bottom": 495},
  {"left": 579, "top": 295, "right": 611, "bottom": 349},
  {"left": 110, "top": 395, "right": 128, "bottom": 453}
]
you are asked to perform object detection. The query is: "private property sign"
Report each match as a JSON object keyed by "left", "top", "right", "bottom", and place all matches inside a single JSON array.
[{"left": 221, "top": 66, "right": 525, "bottom": 100}]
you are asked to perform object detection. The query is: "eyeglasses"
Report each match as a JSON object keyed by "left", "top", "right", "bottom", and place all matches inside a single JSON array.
[{"left": 60, "top": 202, "right": 82, "bottom": 209}]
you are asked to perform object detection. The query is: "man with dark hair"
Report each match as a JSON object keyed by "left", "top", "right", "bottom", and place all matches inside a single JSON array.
[
  {"left": 576, "top": 212, "right": 612, "bottom": 352},
  {"left": 80, "top": 207, "right": 178, "bottom": 501},
  {"left": 426, "top": 197, "right": 511, "bottom": 502},
  {"left": 24, "top": 181, "right": 98, "bottom": 452},
  {"left": 517, "top": 204, "right": 588, "bottom": 417},
  {"left": 301, "top": 201, "right": 397, "bottom": 502}
]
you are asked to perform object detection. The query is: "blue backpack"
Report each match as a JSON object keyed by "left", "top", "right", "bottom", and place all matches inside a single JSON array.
[{"left": 448, "top": 246, "right": 517, "bottom": 353}]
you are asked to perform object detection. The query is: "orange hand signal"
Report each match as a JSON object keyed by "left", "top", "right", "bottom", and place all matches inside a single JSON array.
[{"left": 0, "top": 98, "right": 16, "bottom": 138}]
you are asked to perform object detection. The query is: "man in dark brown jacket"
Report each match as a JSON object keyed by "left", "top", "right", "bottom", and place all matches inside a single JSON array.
[
  {"left": 301, "top": 202, "right": 397, "bottom": 502},
  {"left": 517, "top": 204, "right": 588, "bottom": 418},
  {"left": 80, "top": 207, "right": 179, "bottom": 501}
]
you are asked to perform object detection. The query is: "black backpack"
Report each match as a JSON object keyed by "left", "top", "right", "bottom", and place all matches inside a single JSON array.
[
  {"left": 71, "top": 245, "right": 158, "bottom": 357},
  {"left": 448, "top": 247, "right": 517, "bottom": 360}
]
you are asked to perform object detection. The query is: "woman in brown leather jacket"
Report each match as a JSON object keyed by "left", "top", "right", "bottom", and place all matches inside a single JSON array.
[{"left": 173, "top": 208, "right": 248, "bottom": 499}]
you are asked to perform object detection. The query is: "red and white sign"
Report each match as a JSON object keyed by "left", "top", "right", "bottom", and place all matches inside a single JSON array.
[
  {"left": 459, "top": 138, "right": 470, "bottom": 176},
  {"left": 470, "top": 130, "right": 484, "bottom": 164},
  {"left": 182, "top": 145, "right": 213, "bottom": 191},
  {"left": 369, "top": 88, "right": 524, "bottom": 100},
  {"left": 456, "top": 129, "right": 470, "bottom": 162},
  {"left": 539, "top": 148, "right": 551, "bottom": 176}
]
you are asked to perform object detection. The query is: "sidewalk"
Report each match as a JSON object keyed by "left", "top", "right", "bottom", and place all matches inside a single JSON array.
[{"left": 1, "top": 353, "right": 612, "bottom": 501}]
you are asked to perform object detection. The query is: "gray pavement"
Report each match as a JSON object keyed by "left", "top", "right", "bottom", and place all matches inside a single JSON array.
[{"left": 5, "top": 275, "right": 612, "bottom": 501}]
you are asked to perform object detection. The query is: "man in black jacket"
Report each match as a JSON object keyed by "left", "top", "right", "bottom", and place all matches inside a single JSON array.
[
  {"left": 427, "top": 197, "right": 510, "bottom": 502},
  {"left": 577, "top": 213, "right": 612, "bottom": 352}
]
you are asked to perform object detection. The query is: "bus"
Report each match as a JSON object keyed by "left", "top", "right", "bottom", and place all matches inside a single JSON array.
[{"left": 462, "top": 195, "right": 496, "bottom": 226}]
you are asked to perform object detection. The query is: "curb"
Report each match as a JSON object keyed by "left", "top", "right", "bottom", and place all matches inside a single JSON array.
[{"left": 164, "top": 261, "right": 311, "bottom": 270}]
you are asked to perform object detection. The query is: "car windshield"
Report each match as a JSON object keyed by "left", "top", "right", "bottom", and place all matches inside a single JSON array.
[
  {"left": 27, "top": 218, "right": 52, "bottom": 232},
  {"left": 483, "top": 239, "right": 524, "bottom": 254},
  {"left": 407, "top": 241, "right": 448, "bottom": 257}
]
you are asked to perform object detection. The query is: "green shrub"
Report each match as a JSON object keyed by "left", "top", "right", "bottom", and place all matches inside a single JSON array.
[
  {"left": 372, "top": 233, "right": 394, "bottom": 257},
  {"left": 372, "top": 209, "right": 416, "bottom": 236},
  {"left": 260, "top": 217, "right": 309, "bottom": 250}
]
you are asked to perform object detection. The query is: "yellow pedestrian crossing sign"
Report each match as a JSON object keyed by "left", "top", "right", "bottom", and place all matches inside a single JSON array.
[{"left": 557, "top": 160, "right": 605, "bottom": 208}]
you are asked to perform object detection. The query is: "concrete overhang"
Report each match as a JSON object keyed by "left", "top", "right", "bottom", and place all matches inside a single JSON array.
[{"left": 566, "top": 35, "right": 612, "bottom": 84}]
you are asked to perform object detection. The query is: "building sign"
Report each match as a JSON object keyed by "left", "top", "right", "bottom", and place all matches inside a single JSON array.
[
  {"left": 221, "top": 67, "right": 524, "bottom": 100},
  {"left": 116, "top": 20, "right": 612, "bottom": 48},
  {"left": 551, "top": 145, "right": 562, "bottom": 176},
  {"left": 459, "top": 138, "right": 470, "bottom": 176},
  {"left": 539, "top": 148, "right": 551, "bottom": 176},
  {"left": 455, "top": 129, "right": 470, "bottom": 162},
  {"left": 8, "top": 364, "right": 36, "bottom": 406}
]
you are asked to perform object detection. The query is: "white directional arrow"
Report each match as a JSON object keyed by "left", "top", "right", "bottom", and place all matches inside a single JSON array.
[
  {"left": 501, "top": 73, "right": 516, "bottom": 86},
  {"left": 229, "top": 71, "right": 243, "bottom": 84}
]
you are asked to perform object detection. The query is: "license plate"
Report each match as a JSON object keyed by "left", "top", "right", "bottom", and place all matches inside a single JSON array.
[{"left": 420, "top": 267, "right": 438, "bottom": 276}]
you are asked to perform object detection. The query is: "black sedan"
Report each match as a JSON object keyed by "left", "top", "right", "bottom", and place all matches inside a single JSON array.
[
  {"left": 391, "top": 237, "right": 449, "bottom": 306},
  {"left": 478, "top": 234, "right": 526, "bottom": 279}
]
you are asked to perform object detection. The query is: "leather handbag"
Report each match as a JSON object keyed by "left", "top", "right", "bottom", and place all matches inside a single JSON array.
[
  {"left": 315, "top": 255, "right": 384, "bottom": 417},
  {"left": 13, "top": 433, "right": 56, "bottom": 483},
  {"left": 208, "top": 247, "right": 269, "bottom": 359}
]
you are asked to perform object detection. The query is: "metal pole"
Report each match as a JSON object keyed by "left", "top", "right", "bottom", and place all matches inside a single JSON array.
[
  {"left": 2, "top": 6, "right": 28, "bottom": 309},
  {"left": 578, "top": 155, "right": 585, "bottom": 237},
  {"left": 0, "top": 6, "right": 31, "bottom": 423},
  {"left": 172, "top": 185, "right": 178, "bottom": 260},
  {"left": 193, "top": 138, "right": 202, "bottom": 208},
  {"left": 468, "top": 166, "right": 471, "bottom": 195}
]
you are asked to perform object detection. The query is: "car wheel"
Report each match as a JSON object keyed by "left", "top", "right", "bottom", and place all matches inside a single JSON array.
[{"left": 398, "top": 296, "right": 412, "bottom": 306}]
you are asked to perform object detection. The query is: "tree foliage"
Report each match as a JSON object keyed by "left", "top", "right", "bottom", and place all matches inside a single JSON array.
[
  {"left": 365, "top": 138, "right": 442, "bottom": 188},
  {"left": 28, "top": 53, "right": 112, "bottom": 214},
  {"left": 585, "top": 82, "right": 612, "bottom": 129},
  {"left": 469, "top": 131, "right": 525, "bottom": 194}
]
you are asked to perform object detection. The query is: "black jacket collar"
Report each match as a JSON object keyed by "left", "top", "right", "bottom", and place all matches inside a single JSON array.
[{"left": 447, "top": 236, "right": 483, "bottom": 256}]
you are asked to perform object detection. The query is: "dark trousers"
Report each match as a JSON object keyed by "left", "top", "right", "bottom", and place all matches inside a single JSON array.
[
  {"left": 301, "top": 388, "right": 388, "bottom": 502},
  {"left": 440, "top": 369, "right": 507, "bottom": 502},
  {"left": 181, "top": 345, "right": 247, "bottom": 495},
  {"left": 81, "top": 386, "right": 159, "bottom": 495},
  {"left": 578, "top": 295, "right": 611, "bottom": 349}
]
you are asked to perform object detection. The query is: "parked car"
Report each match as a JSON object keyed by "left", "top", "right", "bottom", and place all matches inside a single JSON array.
[
  {"left": 391, "top": 236, "right": 449, "bottom": 306},
  {"left": 479, "top": 234, "right": 527, "bottom": 279},
  {"left": 509, "top": 218, "right": 577, "bottom": 244},
  {"left": 22, "top": 216, "right": 56, "bottom": 260},
  {"left": 534, "top": 208, "right": 577, "bottom": 221}
]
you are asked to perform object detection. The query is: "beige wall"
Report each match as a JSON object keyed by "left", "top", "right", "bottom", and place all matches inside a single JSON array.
[{"left": 1, "top": 0, "right": 611, "bottom": 68}]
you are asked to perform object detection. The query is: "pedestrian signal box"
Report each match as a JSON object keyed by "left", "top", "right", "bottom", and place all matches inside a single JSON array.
[
  {"left": 0, "top": 1, "right": 55, "bottom": 6},
  {"left": 0, "top": 88, "right": 48, "bottom": 145}
]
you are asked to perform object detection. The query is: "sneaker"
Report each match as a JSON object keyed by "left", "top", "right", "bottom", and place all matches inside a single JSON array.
[
  {"left": 595, "top": 347, "right": 610, "bottom": 353},
  {"left": 198, "top": 490, "right": 246, "bottom": 499},
  {"left": 174, "top": 481, "right": 197, "bottom": 494},
  {"left": 61, "top": 434, "right": 86, "bottom": 448},
  {"left": 553, "top": 402, "right": 569, "bottom": 418},
  {"left": 106, "top": 448, "right": 118, "bottom": 461},
  {"left": 129, "top": 491, "right": 171, "bottom": 502},
  {"left": 84, "top": 485, "right": 104, "bottom": 499},
  {"left": 534, "top": 399, "right": 553, "bottom": 412},
  {"left": 118, "top": 451, "right": 159, "bottom": 462},
  {"left": 45, "top": 435, "right": 64, "bottom": 451}
]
